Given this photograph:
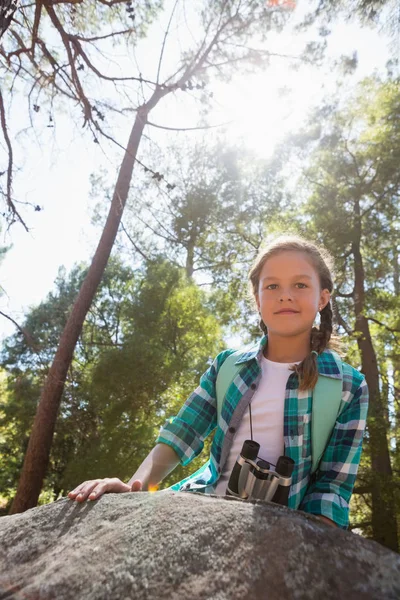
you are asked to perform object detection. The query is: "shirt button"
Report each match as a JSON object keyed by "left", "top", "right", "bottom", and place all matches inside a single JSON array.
[
  {"left": 229, "top": 426, "right": 236, "bottom": 434},
  {"left": 251, "top": 383, "right": 257, "bottom": 390}
]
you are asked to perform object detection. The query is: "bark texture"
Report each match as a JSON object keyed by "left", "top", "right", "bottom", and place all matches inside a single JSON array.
[{"left": 352, "top": 200, "right": 398, "bottom": 551}]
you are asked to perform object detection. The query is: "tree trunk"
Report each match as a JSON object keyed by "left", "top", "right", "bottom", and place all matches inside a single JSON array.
[
  {"left": 185, "top": 234, "right": 195, "bottom": 279},
  {"left": 9, "top": 95, "right": 165, "bottom": 514},
  {"left": 0, "top": 0, "right": 20, "bottom": 39},
  {"left": 352, "top": 200, "right": 398, "bottom": 551},
  {"left": 393, "top": 247, "right": 400, "bottom": 296}
]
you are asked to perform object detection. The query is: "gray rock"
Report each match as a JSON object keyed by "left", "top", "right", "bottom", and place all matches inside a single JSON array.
[{"left": 0, "top": 492, "right": 399, "bottom": 599}]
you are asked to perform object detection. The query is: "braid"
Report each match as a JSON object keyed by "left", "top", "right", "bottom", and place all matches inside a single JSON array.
[
  {"left": 296, "top": 303, "right": 334, "bottom": 390},
  {"left": 319, "top": 303, "right": 333, "bottom": 351},
  {"left": 310, "top": 303, "right": 333, "bottom": 354}
]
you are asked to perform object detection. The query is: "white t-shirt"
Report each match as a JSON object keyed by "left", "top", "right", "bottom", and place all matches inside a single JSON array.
[{"left": 214, "top": 356, "right": 296, "bottom": 496}]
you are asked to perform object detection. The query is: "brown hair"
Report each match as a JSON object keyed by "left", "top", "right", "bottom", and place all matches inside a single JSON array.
[{"left": 249, "top": 234, "right": 338, "bottom": 391}]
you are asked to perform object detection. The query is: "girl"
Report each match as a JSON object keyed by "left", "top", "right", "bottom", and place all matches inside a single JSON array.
[{"left": 69, "top": 235, "right": 369, "bottom": 530}]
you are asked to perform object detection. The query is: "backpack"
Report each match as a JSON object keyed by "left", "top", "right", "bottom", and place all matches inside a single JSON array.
[{"left": 215, "top": 350, "right": 343, "bottom": 475}]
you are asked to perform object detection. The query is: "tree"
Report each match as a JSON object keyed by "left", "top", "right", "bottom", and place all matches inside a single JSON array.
[
  {"left": 8, "top": 0, "right": 309, "bottom": 513},
  {"left": 1, "top": 257, "right": 222, "bottom": 506},
  {"left": 288, "top": 77, "right": 400, "bottom": 551},
  {"left": 1, "top": 0, "right": 163, "bottom": 228}
]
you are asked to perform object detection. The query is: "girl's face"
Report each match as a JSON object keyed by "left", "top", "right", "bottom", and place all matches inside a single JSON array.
[{"left": 256, "top": 251, "right": 331, "bottom": 339}]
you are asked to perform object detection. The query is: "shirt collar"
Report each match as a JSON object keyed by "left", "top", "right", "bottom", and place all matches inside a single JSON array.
[{"left": 234, "top": 335, "right": 341, "bottom": 379}]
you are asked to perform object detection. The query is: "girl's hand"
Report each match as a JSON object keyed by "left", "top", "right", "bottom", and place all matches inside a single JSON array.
[{"left": 68, "top": 477, "right": 143, "bottom": 502}]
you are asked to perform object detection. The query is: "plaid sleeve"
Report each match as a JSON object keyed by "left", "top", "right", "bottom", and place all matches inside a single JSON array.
[
  {"left": 155, "top": 350, "right": 235, "bottom": 466},
  {"left": 299, "top": 368, "right": 369, "bottom": 529}
]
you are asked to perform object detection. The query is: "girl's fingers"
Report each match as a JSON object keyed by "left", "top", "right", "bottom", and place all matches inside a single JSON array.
[
  {"left": 68, "top": 478, "right": 131, "bottom": 502},
  {"left": 69, "top": 480, "right": 101, "bottom": 502},
  {"left": 87, "top": 480, "right": 112, "bottom": 500},
  {"left": 131, "top": 480, "right": 142, "bottom": 492},
  {"left": 77, "top": 481, "right": 102, "bottom": 501},
  {"left": 88, "top": 478, "right": 129, "bottom": 499},
  {"left": 68, "top": 481, "right": 92, "bottom": 498}
]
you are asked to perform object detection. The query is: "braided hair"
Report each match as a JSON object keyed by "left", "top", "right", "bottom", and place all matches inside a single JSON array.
[{"left": 249, "top": 235, "right": 338, "bottom": 391}]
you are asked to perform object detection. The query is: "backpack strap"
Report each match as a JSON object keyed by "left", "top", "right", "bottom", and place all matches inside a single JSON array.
[
  {"left": 216, "top": 349, "right": 344, "bottom": 476},
  {"left": 311, "top": 351, "right": 343, "bottom": 474},
  {"left": 216, "top": 351, "right": 245, "bottom": 424}
]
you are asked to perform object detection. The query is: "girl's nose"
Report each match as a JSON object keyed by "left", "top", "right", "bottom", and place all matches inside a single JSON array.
[{"left": 279, "top": 291, "right": 293, "bottom": 302}]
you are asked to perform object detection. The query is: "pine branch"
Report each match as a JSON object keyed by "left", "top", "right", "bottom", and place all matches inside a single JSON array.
[
  {"left": 0, "top": 310, "right": 38, "bottom": 348},
  {"left": 366, "top": 316, "right": 400, "bottom": 334},
  {"left": 120, "top": 221, "right": 150, "bottom": 262},
  {"left": 156, "top": 0, "right": 179, "bottom": 84}
]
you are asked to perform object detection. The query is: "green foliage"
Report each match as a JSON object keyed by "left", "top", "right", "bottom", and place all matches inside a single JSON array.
[
  {"left": 280, "top": 76, "right": 400, "bottom": 541},
  {"left": 117, "top": 138, "right": 291, "bottom": 337},
  {"left": 0, "top": 256, "right": 223, "bottom": 501},
  {"left": 300, "top": 0, "right": 393, "bottom": 27}
]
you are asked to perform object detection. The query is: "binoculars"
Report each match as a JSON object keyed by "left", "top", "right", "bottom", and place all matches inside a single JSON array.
[{"left": 226, "top": 440, "right": 295, "bottom": 506}]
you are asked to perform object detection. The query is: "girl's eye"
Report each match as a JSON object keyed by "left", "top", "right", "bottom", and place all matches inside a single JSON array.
[{"left": 264, "top": 283, "right": 307, "bottom": 290}]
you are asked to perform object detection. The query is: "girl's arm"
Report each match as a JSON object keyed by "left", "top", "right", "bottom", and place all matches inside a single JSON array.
[
  {"left": 68, "top": 443, "right": 180, "bottom": 501},
  {"left": 127, "top": 443, "right": 180, "bottom": 490},
  {"left": 155, "top": 349, "right": 235, "bottom": 466},
  {"left": 317, "top": 515, "right": 337, "bottom": 528},
  {"left": 69, "top": 349, "right": 233, "bottom": 502}
]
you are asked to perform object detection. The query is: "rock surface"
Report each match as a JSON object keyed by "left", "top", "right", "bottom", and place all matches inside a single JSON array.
[{"left": 0, "top": 491, "right": 399, "bottom": 599}]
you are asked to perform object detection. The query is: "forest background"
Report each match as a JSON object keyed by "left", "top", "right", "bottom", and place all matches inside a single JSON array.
[{"left": 1, "top": 0, "right": 400, "bottom": 553}]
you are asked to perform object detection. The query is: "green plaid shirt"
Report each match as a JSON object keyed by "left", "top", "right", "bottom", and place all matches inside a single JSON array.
[{"left": 156, "top": 336, "right": 369, "bottom": 529}]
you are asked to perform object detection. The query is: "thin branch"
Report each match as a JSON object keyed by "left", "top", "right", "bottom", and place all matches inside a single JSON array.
[
  {"left": 44, "top": 3, "right": 92, "bottom": 124},
  {"left": 120, "top": 221, "right": 150, "bottom": 261},
  {"left": 192, "top": 260, "right": 234, "bottom": 273},
  {"left": 366, "top": 316, "right": 400, "bottom": 335},
  {"left": 31, "top": 0, "right": 43, "bottom": 58},
  {"left": 73, "top": 29, "right": 132, "bottom": 43},
  {"left": 146, "top": 119, "right": 233, "bottom": 132},
  {"left": 177, "top": 0, "right": 233, "bottom": 85},
  {"left": 348, "top": 521, "right": 372, "bottom": 531},
  {"left": 0, "top": 89, "right": 29, "bottom": 231},
  {"left": 331, "top": 296, "right": 353, "bottom": 336},
  {"left": 162, "top": 1, "right": 221, "bottom": 85},
  {"left": 95, "top": 0, "right": 127, "bottom": 5},
  {"left": 70, "top": 36, "right": 157, "bottom": 85},
  {"left": 379, "top": 372, "right": 400, "bottom": 398},
  {"left": 361, "top": 183, "right": 399, "bottom": 219},
  {"left": 36, "top": 38, "right": 77, "bottom": 99},
  {"left": 156, "top": 0, "right": 179, "bottom": 84},
  {"left": 335, "top": 289, "right": 354, "bottom": 299},
  {"left": 0, "top": 310, "right": 37, "bottom": 348},
  {"left": 5, "top": 30, "right": 78, "bottom": 106},
  {"left": 137, "top": 206, "right": 181, "bottom": 245},
  {"left": 82, "top": 340, "right": 124, "bottom": 347},
  {"left": 343, "top": 136, "right": 361, "bottom": 180}
]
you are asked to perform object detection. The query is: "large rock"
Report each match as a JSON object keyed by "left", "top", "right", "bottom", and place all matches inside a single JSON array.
[{"left": 0, "top": 492, "right": 399, "bottom": 599}]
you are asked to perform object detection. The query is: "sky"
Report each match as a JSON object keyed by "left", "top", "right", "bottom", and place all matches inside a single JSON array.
[{"left": 0, "top": 0, "right": 393, "bottom": 343}]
